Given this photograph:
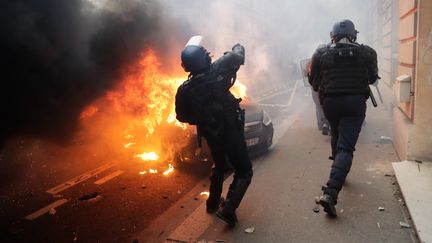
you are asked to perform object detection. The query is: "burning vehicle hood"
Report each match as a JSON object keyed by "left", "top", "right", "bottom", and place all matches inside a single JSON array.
[{"left": 241, "top": 97, "right": 263, "bottom": 122}]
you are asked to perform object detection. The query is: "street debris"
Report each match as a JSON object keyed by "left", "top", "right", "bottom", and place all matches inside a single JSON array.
[
  {"left": 162, "top": 196, "right": 168, "bottom": 199},
  {"left": 53, "top": 194, "right": 63, "bottom": 198},
  {"left": 177, "top": 190, "right": 182, "bottom": 194},
  {"left": 378, "top": 206, "right": 385, "bottom": 211},
  {"left": 49, "top": 208, "right": 56, "bottom": 215},
  {"left": 79, "top": 192, "right": 99, "bottom": 201},
  {"left": 73, "top": 236, "right": 78, "bottom": 241},
  {"left": 166, "top": 238, "right": 189, "bottom": 243},
  {"left": 399, "top": 221, "right": 411, "bottom": 228},
  {"left": 200, "top": 191, "right": 210, "bottom": 197},
  {"left": 215, "top": 240, "right": 226, "bottom": 243},
  {"left": 194, "top": 197, "right": 199, "bottom": 201},
  {"left": 340, "top": 209, "right": 344, "bottom": 213},
  {"left": 379, "top": 136, "right": 392, "bottom": 143},
  {"left": 88, "top": 195, "right": 102, "bottom": 203},
  {"left": 313, "top": 206, "right": 320, "bottom": 213},
  {"left": 244, "top": 227, "right": 255, "bottom": 234},
  {"left": 384, "top": 173, "right": 392, "bottom": 177},
  {"left": 314, "top": 196, "right": 320, "bottom": 204},
  {"left": 377, "top": 222, "right": 381, "bottom": 229},
  {"left": 141, "top": 185, "right": 147, "bottom": 189}
]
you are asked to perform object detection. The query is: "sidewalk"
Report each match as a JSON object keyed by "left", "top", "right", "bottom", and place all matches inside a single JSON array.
[{"left": 138, "top": 99, "right": 418, "bottom": 243}]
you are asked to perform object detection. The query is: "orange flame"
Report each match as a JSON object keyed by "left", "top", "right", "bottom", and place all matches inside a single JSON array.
[
  {"left": 135, "top": 152, "right": 159, "bottom": 161},
  {"left": 78, "top": 48, "right": 248, "bottom": 175},
  {"left": 230, "top": 80, "right": 247, "bottom": 99},
  {"left": 149, "top": 168, "right": 158, "bottom": 174},
  {"left": 162, "top": 163, "right": 174, "bottom": 176}
]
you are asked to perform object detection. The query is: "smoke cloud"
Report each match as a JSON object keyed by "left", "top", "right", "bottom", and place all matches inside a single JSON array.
[
  {"left": 0, "top": 0, "right": 184, "bottom": 144},
  {"left": 161, "top": 0, "right": 373, "bottom": 94}
]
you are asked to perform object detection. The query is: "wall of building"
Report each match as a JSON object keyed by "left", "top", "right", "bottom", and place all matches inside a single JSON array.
[
  {"left": 377, "top": 0, "right": 432, "bottom": 161},
  {"left": 409, "top": 0, "right": 432, "bottom": 161}
]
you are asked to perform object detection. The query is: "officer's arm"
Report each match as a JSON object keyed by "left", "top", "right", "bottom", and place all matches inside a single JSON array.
[
  {"left": 213, "top": 44, "right": 245, "bottom": 72},
  {"left": 310, "top": 48, "right": 323, "bottom": 91},
  {"left": 365, "top": 46, "right": 379, "bottom": 84},
  {"left": 212, "top": 44, "right": 245, "bottom": 90}
]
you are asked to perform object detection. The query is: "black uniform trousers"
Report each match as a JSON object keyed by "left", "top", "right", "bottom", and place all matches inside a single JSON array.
[
  {"left": 204, "top": 110, "right": 253, "bottom": 210},
  {"left": 322, "top": 95, "right": 366, "bottom": 192}
]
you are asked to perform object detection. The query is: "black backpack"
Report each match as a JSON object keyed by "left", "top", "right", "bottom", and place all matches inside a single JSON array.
[{"left": 175, "top": 73, "right": 223, "bottom": 126}]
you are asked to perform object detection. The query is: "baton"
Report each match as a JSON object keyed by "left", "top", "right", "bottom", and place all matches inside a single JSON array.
[
  {"left": 369, "top": 86, "right": 377, "bottom": 107},
  {"left": 375, "top": 86, "right": 384, "bottom": 104}
]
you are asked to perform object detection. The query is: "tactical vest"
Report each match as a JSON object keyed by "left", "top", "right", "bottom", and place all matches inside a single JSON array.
[{"left": 319, "top": 44, "right": 370, "bottom": 96}]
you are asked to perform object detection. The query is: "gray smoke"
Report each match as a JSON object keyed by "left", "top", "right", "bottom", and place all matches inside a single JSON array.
[
  {"left": 161, "top": 0, "right": 373, "bottom": 94},
  {"left": 0, "top": 0, "right": 183, "bottom": 144}
]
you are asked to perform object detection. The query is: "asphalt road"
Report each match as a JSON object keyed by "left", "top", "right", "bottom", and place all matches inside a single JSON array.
[{"left": 0, "top": 80, "right": 301, "bottom": 243}]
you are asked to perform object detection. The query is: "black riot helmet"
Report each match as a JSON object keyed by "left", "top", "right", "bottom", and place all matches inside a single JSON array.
[
  {"left": 330, "top": 19, "right": 359, "bottom": 42},
  {"left": 181, "top": 45, "right": 211, "bottom": 74}
]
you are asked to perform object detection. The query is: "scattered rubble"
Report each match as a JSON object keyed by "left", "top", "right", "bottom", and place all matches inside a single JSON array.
[
  {"left": 399, "top": 221, "right": 411, "bottom": 228},
  {"left": 378, "top": 206, "right": 385, "bottom": 211},
  {"left": 141, "top": 185, "right": 147, "bottom": 189},
  {"left": 177, "top": 190, "right": 182, "bottom": 194},
  {"left": 49, "top": 208, "right": 56, "bottom": 215},
  {"left": 244, "top": 227, "right": 255, "bottom": 234},
  {"left": 88, "top": 195, "right": 102, "bottom": 203},
  {"left": 79, "top": 192, "right": 99, "bottom": 201},
  {"left": 162, "top": 196, "right": 168, "bottom": 199},
  {"left": 379, "top": 136, "right": 392, "bottom": 143},
  {"left": 377, "top": 222, "right": 381, "bottom": 229},
  {"left": 313, "top": 206, "right": 320, "bottom": 213}
]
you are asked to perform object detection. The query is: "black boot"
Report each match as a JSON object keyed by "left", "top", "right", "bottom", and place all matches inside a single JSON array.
[
  {"left": 206, "top": 197, "right": 225, "bottom": 213},
  {"left": 216, "top": 173, "right": 252, "bottom": 226},
  {"left": 319, "top": 187, "right": 338, "bottom": 217},
  {"left": 216, "top": 203, "right": 237, "bottom": 227}
]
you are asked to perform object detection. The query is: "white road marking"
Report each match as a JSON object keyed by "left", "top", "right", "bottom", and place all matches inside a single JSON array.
[
  {"left": 255, "top": 88, "right": 293, "bottom": 102},
  {"left": 286, "top": 79, "right": 299, "bottom": 107},
  {"left": 166, "top": 201, "right": 213, "bottom": 242},
  {"left": 94, "top": 170, "right": 124, "bottom": 185},
  {"left": 46, "top": 162, "right": 118, "bottom": 195},
  {"left": 257, "top": 103, "right": 292, "bottom": 108},
  {"left": 25, "top": 199, "right": 68, "bottom": 221}
]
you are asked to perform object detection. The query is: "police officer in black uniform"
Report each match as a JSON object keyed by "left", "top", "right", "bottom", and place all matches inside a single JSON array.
[
  {"left": 309, "top": 20, "right": 379, "bottom": 217},
  {"left": 177, "top": 39, "right": 252, "bottom": 226}
]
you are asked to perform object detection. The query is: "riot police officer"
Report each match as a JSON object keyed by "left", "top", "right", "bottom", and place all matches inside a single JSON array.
[
  {"left": 176, "top": 37, "right": 252, "bottom": 226},
  {"left": 309, "top": 20, "right": 379, "bottom": 217}
]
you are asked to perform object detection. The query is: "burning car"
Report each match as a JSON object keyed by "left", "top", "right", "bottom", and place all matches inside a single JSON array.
[{"left": 242, "top": 97, "right": 274, "bottom": 155}]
